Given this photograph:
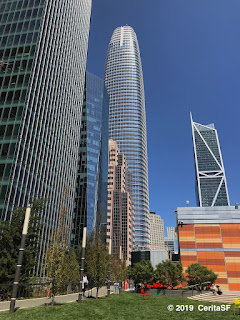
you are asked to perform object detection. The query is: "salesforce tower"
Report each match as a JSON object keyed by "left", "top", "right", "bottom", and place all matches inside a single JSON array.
[{"left": 104, "top": 26, "right": 150, "bottom": 250}]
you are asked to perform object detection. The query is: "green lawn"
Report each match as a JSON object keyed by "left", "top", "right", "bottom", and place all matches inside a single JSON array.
[{"left": 0, "top": 293, "right": 238, "bottom": 320}]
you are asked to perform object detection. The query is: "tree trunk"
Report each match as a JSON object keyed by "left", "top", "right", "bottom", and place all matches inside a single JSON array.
[
  {"left": 67, "top": 282, "right": 72, "bottom": 294},
  {"left": 96, "top": 287, "right": 99, "bottom": 299},
  {"left": 50, "top": 294, "right": 55, "bottom": 306}
]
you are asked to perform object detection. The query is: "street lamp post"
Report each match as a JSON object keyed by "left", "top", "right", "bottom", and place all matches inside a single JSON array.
[
  {"left": 107, "top": 238, "right": 111, "bottom": 297},
  {"left": 10, "top": 205, "right": 31, "bottom": 312},
  {"left": 119, "top": 246, "right": 122, "bottom": 293},
  {"left": 78, "top": 226, "right": 87, "bottom": 303}
]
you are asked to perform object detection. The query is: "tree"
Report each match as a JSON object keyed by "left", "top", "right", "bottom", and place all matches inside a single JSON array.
[
  {"left": 85, "top": 231, "right": 109, "bottom": 298},
  {"left": 110, "top": 255, "right": 127, "bottom": 283},
  {"left": 129, "top": 260, "right": 154, "bottom": 284},
  {"left": 155, "top": 260, "right": 185, "bottom": 288},
  {"left": 0, "top": 199, "right": 45, "bottom": 283},
  {"left": 186, "top": 263, "right": 218, "bottom": 286},
  {"left": 45, "top": 188, "right": 78, "bottom": 299}
]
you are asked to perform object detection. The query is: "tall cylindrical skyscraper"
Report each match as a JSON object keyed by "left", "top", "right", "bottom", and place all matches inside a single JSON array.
[{"left": 104, "top": 26, "right": 150, "bottom": 250}]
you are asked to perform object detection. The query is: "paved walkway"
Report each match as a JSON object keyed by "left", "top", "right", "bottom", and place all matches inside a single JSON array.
[
  {"left": 0, "top": 286, "right": 114, "bottom": 312},
  {"left": 188, "top": 291, "right": 240, "bottom": 304}
]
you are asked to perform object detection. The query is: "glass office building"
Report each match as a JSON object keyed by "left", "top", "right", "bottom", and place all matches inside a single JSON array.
[
  {"left": 0, "top": 0, "right": 92, "bottom": 275},
  {"left": 71, "top": 72, "right": 109, "bottom": 247},
  {"left": 104, "top": 26, "right": 150, "bottom": 250},
  {"left": 191, "top": 114, "right": 230, "bottom": 207}
]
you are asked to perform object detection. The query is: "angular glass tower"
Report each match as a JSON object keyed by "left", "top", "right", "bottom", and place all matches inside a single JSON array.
[
  {"left": 191, "top": 114, "right": 230, "bottom": 207},
  {"left": 71, "top": 72, "right": 109, "bottom": 247},
  {"left": 104, "top": 26, "right": 150, "bottom": 250},
  {"left": 0, "top": 0, "right": 92, "bottom": 275}
]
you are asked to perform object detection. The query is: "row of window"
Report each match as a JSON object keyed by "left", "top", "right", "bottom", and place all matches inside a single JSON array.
[
  {"left": 1, "top": 32, "right": 39, "bottom": 47},
  {"left": 0, "top": 89, "right": 27, "bottom": 104},
  {"left": 0, "top": 18, "right": 41, "bottom": 35},
  {"left": 0, "top": 105, "right": 23, "bottom": 121},
  {"left": 1, "top": 73, "right": 31, "bottom": 89},
  {"left": 0, "top": 45, "right": 35, "bottom": 61},
  {"left": 1, "top": 7, "right": 44, "bottom": 24},
  {"left": 1, "top": 0, "right": 43, "bottom": 12}
]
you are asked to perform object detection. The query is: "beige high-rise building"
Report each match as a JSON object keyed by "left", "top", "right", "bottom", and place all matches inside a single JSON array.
[
  {"left": 107, "top": 139, "right": 135, "bottom": 266},
  {"left": 150, "top": 212, "right": 165, "bottom": 250}
]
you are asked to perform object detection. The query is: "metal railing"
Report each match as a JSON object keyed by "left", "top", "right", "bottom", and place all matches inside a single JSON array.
[
  {"left": 182, "top": 281, "right": 212, "bottom": 297},
  {"left": 0, "top": 282, "right": 82, "bottom": 301}
]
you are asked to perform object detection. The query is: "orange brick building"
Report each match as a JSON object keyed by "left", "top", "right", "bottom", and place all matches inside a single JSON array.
[{"left": 177, "top": 206, "right": 240, "bottom": 291}]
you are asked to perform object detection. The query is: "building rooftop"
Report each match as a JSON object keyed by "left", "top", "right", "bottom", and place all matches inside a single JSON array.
[{"left": 177, "top": 206, "right": 240, "bottom": 224}]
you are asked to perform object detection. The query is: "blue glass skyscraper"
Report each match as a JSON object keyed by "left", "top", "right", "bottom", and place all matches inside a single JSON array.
[
  {"left": 104, "top": 26, "right": 150, "bottom": 250},
  {"left": 72, "top": 72, "right": 109, "bottom": 246}
]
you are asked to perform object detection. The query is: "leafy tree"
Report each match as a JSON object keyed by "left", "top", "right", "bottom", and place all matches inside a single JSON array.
[
  {"left": 45, "top": 188, "right": 78, "bottom": 299},
  {"left": 155, "top": 260, "right": 185, "bottom": 288},
  {"left": 63, "top": 248, "right": 80, "bottom": 285},
  {"left": 0, "top": 199, "right": 45, "bottom": 283},
  {"left": 74, "top": 245, "right": 82, "bottom": 266},
  {"left": 85, "top": 231, "right": 109, "bottom": 298},
  {"left": 110, "top": 255, "right": 127, "bottom": 283},
  {"left": 186, "top": 263, "right": 218, "bottom": 286},
  {"left": 129, "top": 260, "right": 154, "bottom": 284}
]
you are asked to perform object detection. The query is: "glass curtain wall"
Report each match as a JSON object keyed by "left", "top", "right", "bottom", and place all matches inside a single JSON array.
[{"left": 104, "top": 26, "right": 150, "bottom": 250}]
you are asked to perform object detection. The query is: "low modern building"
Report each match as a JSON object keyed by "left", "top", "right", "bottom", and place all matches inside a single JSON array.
[
  {"left": 150, "top": 212, "right": 164, "bottom": 250},
  {"left": 131, "top": 250, "right": 168, "bottom": 268},
  {"left": 107, "top": 139, "right": 135, "bottom": 265},
  {"left": 71, "top": 72, "right": 109, "bottom": 247},
  {"left": 177, "top": 206, "right": 240, "bottom": 291}
]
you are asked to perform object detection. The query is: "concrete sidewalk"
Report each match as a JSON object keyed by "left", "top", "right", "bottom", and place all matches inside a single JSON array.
[{"left": 0, "top": 286, "right": 114, "bottom": 312}]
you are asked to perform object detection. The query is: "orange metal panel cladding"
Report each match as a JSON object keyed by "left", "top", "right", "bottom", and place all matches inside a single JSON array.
[
  {"left": 228, "top": 271, "right": 240, "bottom": 277},
  {"left": 179, "top": 241, "right": 196, "bottom": 248},
  {"left": 180, "top": 225, "right": 194, "bottom": 231},
  {"left": 229, "top": 284, "right": 240, "bottom": 291},
  {"left": 215, "top": 279, "right": 228, "bottom": 284},
  {"left": 225, "top": 252, "right": 240, "bottom": 257},
  {"left": 197, "top": 251, "right": 224, "bottom": 258},
  {"left": 195, "top": 227, "right": 221, "bottom": 234},
  {"left": 197, "top": 243, "right": 222, "bottom": 248},
  {"left": 178, "top": 223, "right": 240, "bottom": 291},
  {"left": 225, "top": 263, "right": 240, "bottom": 271}
]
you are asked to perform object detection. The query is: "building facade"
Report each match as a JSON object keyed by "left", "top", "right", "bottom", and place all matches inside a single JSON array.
[
  {"left": 150, "top": 212, "right": 164, "bottom": 250},
  {"left": 107, "top": 139, "right": 135, "bottom": 266},
  {"left": 0, "top": 0, "right": 92, "bottom": 275},
  {"left": 71, "top": 72, "right": 109, "bottom": 247},
  {"left": 191, "top": 114, "right": 230, "bottom": 207},
  {"left": 177, "top": 206, "right": 240, "bottom": 291},
  {"left": 104, "top": 26, "right": 150, "bottom": 250},
  {"left": 131, "top": 250, "right": 168, "bottom": 268},
  {"left": 164, "top": 226, "right": 177, "bottom": 255},
  {"left": 167, "top": 227, "right": 177, "bottom": 241}
]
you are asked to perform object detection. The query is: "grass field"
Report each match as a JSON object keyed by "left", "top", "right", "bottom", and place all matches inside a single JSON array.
[{"left": 0, "top": 292, "right": 238, "bottom": 320}]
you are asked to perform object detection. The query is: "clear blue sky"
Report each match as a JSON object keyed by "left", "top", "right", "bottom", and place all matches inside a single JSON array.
[{"left": 87, "top": 0, "right": 240, "bottom": 234}]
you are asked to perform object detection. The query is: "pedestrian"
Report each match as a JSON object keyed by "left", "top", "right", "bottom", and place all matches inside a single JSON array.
[
  {"left": 216, "top": 285, "right": 223, "bottom": 295},
  {"left": 82, "top": 273, "right": 88, "bottom": 297},
  {"left": 46, "top": 286, "right": 51, "bottom": 299},
  {"left": 211, "top": 284, "right": 217, "bottom": 295}
]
